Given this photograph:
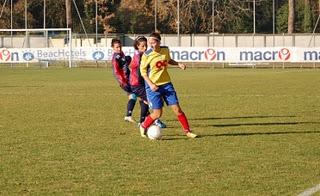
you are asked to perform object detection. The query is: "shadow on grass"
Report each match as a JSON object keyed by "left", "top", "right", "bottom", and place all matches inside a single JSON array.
[
  {"left": 190, "top": 115, "right": 297, "bottom": 121},
  {"left": 0, "top": 85, "right": 44, "bottom": 88},
  {"left": 159, "top": 117, "right": 320, "bottom": 139},
  {"left": 201, "top": 130, "right": 320, "bottom": 137},
  {"left": 210, "top": 122, "right": 320, "bottom": 127},
  {"left": 210, "top": 121, "right": 320, "bottom": 127},
  {"left": 161, "top": 137, "right": 189, "bottom": 141},
  {"left": 159, "top": 121, "right": 320, "bottom": 131},
  {"left": 165, "top": 115, "right": 297, "bottom": 122}
]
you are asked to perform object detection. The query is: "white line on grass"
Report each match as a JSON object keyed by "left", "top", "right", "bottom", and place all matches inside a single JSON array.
[{"left": 298, "top": 183, "right": 320, "bottom": 196}]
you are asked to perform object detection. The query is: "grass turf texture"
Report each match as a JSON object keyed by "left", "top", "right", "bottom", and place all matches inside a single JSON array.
[{"left": 0, "top": 67, "right": 319, "bottom": 195}]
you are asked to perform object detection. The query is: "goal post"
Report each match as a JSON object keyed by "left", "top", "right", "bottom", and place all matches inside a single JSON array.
[{"left": 0, "top": 28, "right": 72, "bottom": 68}]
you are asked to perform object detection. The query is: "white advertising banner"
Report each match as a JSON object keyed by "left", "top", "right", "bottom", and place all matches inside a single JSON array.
[{"left": 1, "top": 47, "right": 320, "bottom": 63}]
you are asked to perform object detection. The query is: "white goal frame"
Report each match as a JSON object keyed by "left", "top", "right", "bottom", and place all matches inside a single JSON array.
[{"left": 0, "top": 28, "right": 72, "bottom": 68}]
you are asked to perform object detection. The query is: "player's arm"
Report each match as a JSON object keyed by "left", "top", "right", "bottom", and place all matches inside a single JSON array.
[
  {"left": 142, "top": 75, "right": 158, "bottom": 92},
  {"left": 140, "top": 55, "right": 159, "bottom": 92},
  {"left": 112, "top": 57, "right": 128, "bottom": 87},
  {"left": 122, "top": 55, "right": 132, "bottom": 82},
  {"left": 168, "top": 59, "right": 186, "bottom": 70},
  {"left": 166, "top": 48, "right": 186, "bottom": 70}
]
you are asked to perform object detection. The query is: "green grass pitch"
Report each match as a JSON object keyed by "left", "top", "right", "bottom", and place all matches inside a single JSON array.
[{"left": 0, "top": 67, "right": 319, "bottom": 195}]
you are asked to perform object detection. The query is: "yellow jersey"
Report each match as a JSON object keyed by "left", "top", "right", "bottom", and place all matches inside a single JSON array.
[{"left": 140, "top": 46, "right": 171, "bottom": 86}]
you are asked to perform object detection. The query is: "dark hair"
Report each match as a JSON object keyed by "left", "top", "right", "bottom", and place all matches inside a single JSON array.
[
  {"left": 149, "top": 32, "right": 161, "bottom": 42},
  {"left": 111, "top": 38, "right": 121, "bottom": 47},
  {"left": 133, "top": 36, "right": 147, "bottom": 50}
]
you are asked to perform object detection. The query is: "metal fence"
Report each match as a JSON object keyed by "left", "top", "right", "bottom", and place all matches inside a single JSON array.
[
  {"left": 1, "top": 33, "right": 320, "bottom": 48},
  {"left": 1, "top": 32, "right": 319, "bottom": 68},
  {"left": 78, "top": 33, "right": 320, "bottom": 48}
]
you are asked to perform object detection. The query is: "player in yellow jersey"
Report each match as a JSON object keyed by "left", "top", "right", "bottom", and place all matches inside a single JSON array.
[
  {"left": 129, "top": 36, "right": 166, "bottom": 128},
  {"left": 139, "top": 32, "right": 197, "bottom": 139}
]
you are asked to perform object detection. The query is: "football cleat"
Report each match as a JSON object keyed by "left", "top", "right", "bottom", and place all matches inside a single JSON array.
[
  {"left": 186, "top": 132, "right": 198, "bottom": 138},
  {"left": 124, "top": 116, "right": 136, "bottom": 123},
  {"left": 154, "top": 119, "right": 167, "bottom": 128},
  {"left": 139, "top": 125, "right": 147, "bottom": 138}
]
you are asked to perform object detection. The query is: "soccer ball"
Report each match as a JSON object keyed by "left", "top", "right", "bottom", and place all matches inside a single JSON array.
[{"left": 147, "top": 125, "right": 162, "bottom": 140}]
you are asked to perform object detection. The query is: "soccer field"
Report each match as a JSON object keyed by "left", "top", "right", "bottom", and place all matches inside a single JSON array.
[{"left": 0, "top": 67, "right": 319, "bottom": 195}]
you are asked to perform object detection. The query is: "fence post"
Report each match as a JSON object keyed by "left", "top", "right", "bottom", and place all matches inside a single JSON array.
[
  {"left": 252, "top": 34, "right": 255, "bottom": 69},
  {"left": 212, "top": 33, "right": 215, "bottom": 47},
  {"left": 235, "top": 35, "right": 238, "bottom": 47},
  {"left": 314, "top": 34, "right": 316, "bottom": 69},
  {"left": 272, "top": 34, "right": 275, "bottom": 69},
  {"left": 282, "top": 33, "right": 285, "bottom": 69}
]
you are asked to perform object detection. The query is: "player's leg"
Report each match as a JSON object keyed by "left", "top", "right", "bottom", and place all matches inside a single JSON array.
[
  {"left": 138, "top": 100, "right": 166, "bottom": 128},
  {"left": 132, "top": 86, "right": 150, "bottom": 124},
  {"left": 139, "top": 99, "right": 149, "bottom": 124},
  {"left": 143, "top": 109, "right": 162, "bottom": 129},
  {"left": 139, "top": 86, "right": 163, "bottom": 137},
  {"left": 163, "top": 83, "right": 197, "bottom": 138},
  {"left": 170, "top": 104, "right": 197, "bottom": 138},
  {"left": 136, "top": 85, "right": 167, "bottom": 128},
  {"left": 140, "top": 108, "right": 162, "bottom": 137},
  {"left": 170, "top": 104, "right": 190, "bottom": 132},
  {"left": 124, "top": 93, "right": 137, "bottom": 123}
]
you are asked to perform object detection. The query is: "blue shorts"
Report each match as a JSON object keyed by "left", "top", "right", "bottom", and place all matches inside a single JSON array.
[{"left": 146, "top": 82, "right": 179, "bottom": 109}]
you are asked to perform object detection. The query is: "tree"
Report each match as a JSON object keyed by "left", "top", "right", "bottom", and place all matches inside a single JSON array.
[
  {"left": 178, "top": 0, "right": 211, "bottom": 33},
  {"left": 110, "top": 0, "right": 154, "bottom": 33},
  {"left": 65, "top": 0, "right": 72, "bottom": 29},
  {"left": 155, "top": 0, "right": 269, "bottom": 34},
  {"left": 213, "top": 0, "right": 253, "bottom": 33},
  {"left": 254, "top": 0, "right": 274, "bottom": 33},
  {"left": 85, "top": 0, "right": 121, "bottom": 33},
  {"left": 303, "top": 0, "right": 312, "bottom": 32},
  {"left": 24, "top": 0, "right": 67, "bottom": 29},
  {"left": 277, "top": 0, "right": 316, "bottom": 33},
  {"left": 288, "top": 0, "right": 295, "bottom": 33},
  {"left": 149, "top": 0, "right": 212, "bottom": 34},
  {"left": 0, "top": 0, "right": 317, "bottom": 34},
  {"left": 0, "top": 0, "right": 27, "bottom": 29},
  {"left": 155, "top": 0, "right": 177, "bottom": 33}
]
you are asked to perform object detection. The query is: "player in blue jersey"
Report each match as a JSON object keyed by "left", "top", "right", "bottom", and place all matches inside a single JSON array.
[
  {"left": 139, "top": 32, "right": 197, "bottom": 138},
  {"left": 111, "top": 38, "right": 136, "bottom": 123},
  {"left": 129, "top": 35, "right": 166, "bottom": 128}
]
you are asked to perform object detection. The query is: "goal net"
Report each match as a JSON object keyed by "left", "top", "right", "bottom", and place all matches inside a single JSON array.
[{"left": 0, "top": 28, "right": 72, "bottom": 67}]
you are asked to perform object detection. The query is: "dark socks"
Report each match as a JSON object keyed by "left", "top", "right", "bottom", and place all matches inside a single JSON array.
[
  {"left": 126, "top": 99, "right": 136, "bottom": 116},
  {"left": 139, "top": 100, "right": 149, "bottom": 123}
]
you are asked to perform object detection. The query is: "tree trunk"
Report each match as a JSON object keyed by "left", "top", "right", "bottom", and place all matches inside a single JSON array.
[
  {"left": 65, "top": 0, "right": 72, "bottom": 29},
  {"left": 305, "top": 0, "right": 310, "bottom": 6},
  {"left": 304, "top": 0, "right": 312, "bottom": 32},
  {"left": 288, "top": 0, "right": 295, "bottom": 34}
]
